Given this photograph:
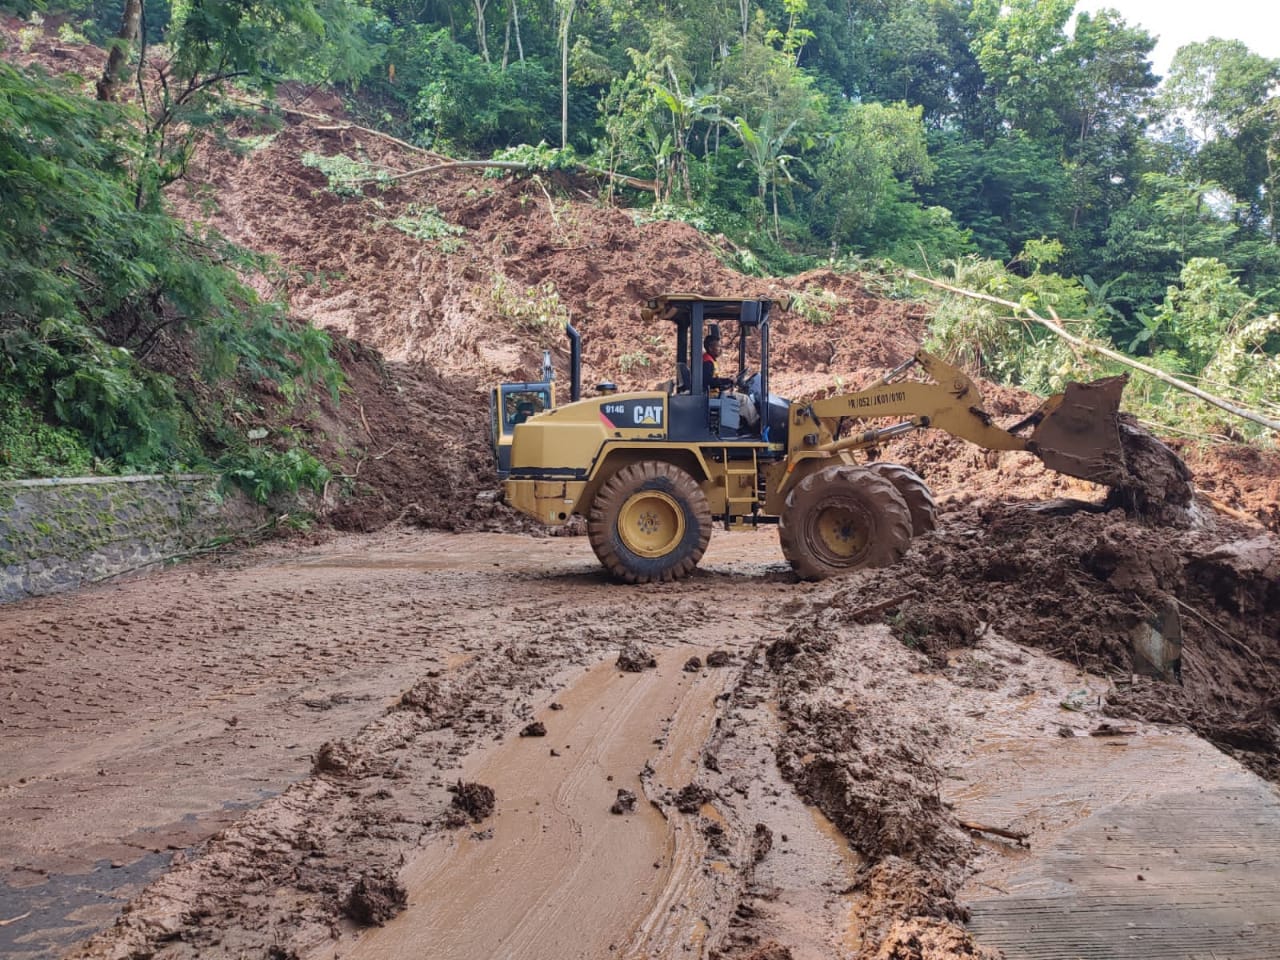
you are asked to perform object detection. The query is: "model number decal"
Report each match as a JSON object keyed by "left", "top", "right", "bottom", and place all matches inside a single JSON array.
[{"left": 848, "top": 390, "right": 907, "bottom": 410}]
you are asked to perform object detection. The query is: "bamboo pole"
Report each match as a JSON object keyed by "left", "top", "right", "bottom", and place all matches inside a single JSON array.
[{"left": 906, "top": 271, "right": 1280, "bottom": 434}]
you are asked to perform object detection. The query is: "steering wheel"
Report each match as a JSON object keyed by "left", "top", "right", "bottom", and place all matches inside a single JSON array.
[{"left": 735, "top": 369, "right": 758, "bottom": 392}]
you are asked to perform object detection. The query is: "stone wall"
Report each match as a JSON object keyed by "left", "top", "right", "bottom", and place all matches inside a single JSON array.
[{"left": 0, "top": 475, "right": 266, "bottom": 603}]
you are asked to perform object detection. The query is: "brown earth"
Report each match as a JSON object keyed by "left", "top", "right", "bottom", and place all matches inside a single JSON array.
[{"left": 3, "top": 23, "right": 1280, "bottom": 960}]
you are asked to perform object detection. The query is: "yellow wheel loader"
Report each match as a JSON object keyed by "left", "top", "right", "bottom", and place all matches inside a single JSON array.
[{"left": 496, "top": 295, "right": 1129, "bottom": 583}]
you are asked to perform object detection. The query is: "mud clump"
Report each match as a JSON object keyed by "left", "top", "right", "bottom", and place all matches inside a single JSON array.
[
  {"left": 616, "top": 643, "right": 657, "bottom": 672},
  {"left": 848, "top": 499, "right": 1280, "bottom": 781},
  {"left": 791, "top": 752, "right": 961, "bottom": 865},
  {"left": 343, "top": 869, "right": 408, "bottom": 927},
  {"left": 398, "top": 678, "right": 444, "bottom": 714},
  {"left": 683, "top": 655, "right": 703, "bottom": 672},
  {"left": 706, "top": 649, "right": 733, "bottom": 667},
  {"left": 449, "top": 780, "right": 496, "bottom": 822},
  {"left": 887, "top": 601, "right": 980, "bottom": 665},
  {"left": 853, "top": 859, "right": 996, "bottom": 960},
  {"left": 1104, "top": 417, "right": 1196, "bottom": 525},
  {"left": 313, "top": 738, "right": 363, "bottom": 776},
  {"left": 519, "top": 721, "right": 547, "bottom": 737},
  {"left": 869, "top": 918, "right": 999, "bottom": 960},
  {"left": 752, "top": 823, "right": 774, "bottom": 863},
  {"left": 735, "top": 944, "right": 795, "bottom": 960},
  {"left": 672, "top": 782, "right": 715, "bottom": 813},
  {"left": 610, "top": 788, "right": 638, "bottom": 814}
]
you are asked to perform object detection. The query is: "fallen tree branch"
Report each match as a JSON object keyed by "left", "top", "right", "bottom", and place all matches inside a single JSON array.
[
  {"left": 359, "top": 158, "right": 658, "bottom": 193},
  {"left": 313, "top": 123, "right": 448, "bottom": 162},
  {"left": 956, "top": 819, "right": 1030, "bottom": 845},
  {"left": 906, "top": 271, "right": 1280, "bottom": 434}
]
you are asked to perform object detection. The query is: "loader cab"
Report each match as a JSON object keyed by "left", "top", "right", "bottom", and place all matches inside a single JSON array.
[
  {"left": 490, "top": 381, "right": 555, "bottom": 476},
  {"left": 490, "top": 326, "right": 583, "bottom": 478},
  {"left": 643, "top": 294, "right": 788, "bottom": 444}
]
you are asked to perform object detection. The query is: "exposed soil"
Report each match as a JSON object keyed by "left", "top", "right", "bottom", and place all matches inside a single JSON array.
[{"left": 4, "top": 23, "right": 1280, "bottom": 960}]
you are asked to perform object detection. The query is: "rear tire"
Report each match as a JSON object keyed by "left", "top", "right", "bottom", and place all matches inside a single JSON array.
[
  {"left": 587, "top": 461, "right": 712, "bottom": 584},
  {"left": 866, "top": 462, "right": 939, "bottom": 536},
  {"left": 779, "top": 465, "right": 912, "bottom": 580}
]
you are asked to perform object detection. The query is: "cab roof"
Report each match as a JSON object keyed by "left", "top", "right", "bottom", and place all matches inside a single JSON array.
[{"left": 641, "top": 295, "right": 782, "bottom": 324}]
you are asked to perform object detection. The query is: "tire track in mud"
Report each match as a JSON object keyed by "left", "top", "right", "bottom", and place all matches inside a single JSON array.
[
  {"left": 41, "top": 530, "right": 797, "bottom": 959},
  {"left": 326, "top": 648, "right": 730, "bottom": 960},
  {"left": 11, "top": 518, "right": 1280, "bottom": 959}
]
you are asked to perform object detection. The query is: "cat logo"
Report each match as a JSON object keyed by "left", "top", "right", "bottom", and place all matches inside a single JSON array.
[{"left": 600, "top": 399, "right": 664, "bottom": 430}]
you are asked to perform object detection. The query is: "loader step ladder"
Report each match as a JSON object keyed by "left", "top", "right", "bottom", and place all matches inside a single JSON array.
[{"left": 722, "top": 451, "right": 760, "bottom": 520}]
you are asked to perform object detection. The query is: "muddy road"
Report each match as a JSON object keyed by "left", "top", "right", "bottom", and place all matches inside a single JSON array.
[{"left": 3, "top": 515, "right": 1279, "bottom": 960}]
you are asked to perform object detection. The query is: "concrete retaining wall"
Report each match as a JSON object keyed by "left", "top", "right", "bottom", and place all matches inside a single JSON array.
[{"left": 0, "top": 475, "right": 266, "bottom": 603}]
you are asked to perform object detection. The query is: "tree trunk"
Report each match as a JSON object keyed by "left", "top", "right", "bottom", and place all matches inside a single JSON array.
[
  {"left": 501, "top": 2, "right": 511, "bottom": 69},
  {"left": 559, "top": 0, "right": 575, "bottom": 148},
  {"left": 513, "top": 0, "right": 525, "bottom": 63},
  {"left": 96, "top": 0, "right": 142, "bottom": 102},
  {"left": 772, "top": 179, "right": 781, "bottom": 241},
  {"left": 472, "top": 0, "right": 490, "bottom": 63}
]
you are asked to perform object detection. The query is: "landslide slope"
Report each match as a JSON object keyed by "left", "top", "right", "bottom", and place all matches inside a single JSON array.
[
  {"left": 169, "top": 98, "right": 1278, "bottom": 528},
  {"left": 5, "top": 23, "right": 1275, "bottom": 528}
]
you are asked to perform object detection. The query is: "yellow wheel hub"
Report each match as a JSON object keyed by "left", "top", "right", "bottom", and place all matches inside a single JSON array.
[
  {"left": 618, "top": 491, "right": 685, "bottom": 558},
  {"left": 815, "top": 504, "right": 867, "bottom": 559}
]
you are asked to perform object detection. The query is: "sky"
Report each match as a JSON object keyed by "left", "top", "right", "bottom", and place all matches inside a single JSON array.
[{"left": 1076, "top": 0, "right": 1280, "bottom": 78}]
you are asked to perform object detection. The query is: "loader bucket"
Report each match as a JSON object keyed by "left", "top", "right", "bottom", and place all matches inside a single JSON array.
[{"left": 1027, "top": 376, "right": 1128, "bottom": 486}]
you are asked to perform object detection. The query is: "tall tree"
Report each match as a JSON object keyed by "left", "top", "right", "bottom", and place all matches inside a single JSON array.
[
  {"left": 96, "top": 0, "right": 143, "bottom": 101},
  {"left": 969, "top": 0, "right": 1074, "bottom": 139},
  {"left": 1158, "top": 39, "right": 1280, "bottom": 231},
  {"left": 557, "top": 0, "right": 576, "bottom": 146},
  {"left": 811, "top": 100, "right": 933, "bottom": 249}
]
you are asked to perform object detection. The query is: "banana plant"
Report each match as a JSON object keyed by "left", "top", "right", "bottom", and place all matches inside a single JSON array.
[{"left": 725, "top": 113, "right": 802, "bottom": 239}]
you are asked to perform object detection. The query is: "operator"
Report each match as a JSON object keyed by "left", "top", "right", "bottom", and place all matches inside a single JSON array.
[
  {"left": 702, "top": 333, "right": 759, "bottom": 428},
  {"left": 702, "top": 334, "right": 735, "bottom": 391}
]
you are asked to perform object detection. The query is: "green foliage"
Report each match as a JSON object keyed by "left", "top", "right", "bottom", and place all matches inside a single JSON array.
[
  {"left": 404, "top": 28, "right": 558, "bottom": 152},
  {"left": 218, "top": 444, "right": 332, "bottom": 504},
  {"left": 489, "top": 276, "right": 570, "bottom": 343},
  {"left": 1, "top": 61, "right": 341, "bottom": 490},
  {"left": 1200, "top": 312, "right": 1280, "bottom": 438},
  {"left": 618, "top": 350, "right": 651, "bottom": 372},
  {"left": 0, "top": 383, "right": 94, "bottom": 480},
  {"left": 488, "top": 141, "right": 578, "bottom": 175},
  {"left": 301, "top": 150, "right": 389, "bottom": 195},
  {"left": 1150, "top": 257, "right": 1253, "bottom": 369},
  {"left": 811, "top": 101, "right": 935, "bottom": 252},
  {"left": 787, "top": 285, "right": 840, "bottom": 325},
  {"left": 923, "top": 255, "right": 1103, "bottom": 393},
  {"left": 376, "top": 203, "right": 465, "bottom": 248},
  {"left": 920, "top": 132, "right": 1070, "bottom": 261}
]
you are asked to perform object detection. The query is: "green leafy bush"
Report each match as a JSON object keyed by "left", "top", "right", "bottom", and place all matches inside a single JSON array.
[
  {"left": 0, "top": 383, "right": 94, "bottom": 479},
  {"left": 376, "top": 203, "right": 465, "bottom": 247},
  {"left": 301, "top": 150, "right": 389, "bottom": 195},
  {"left": 218, "top": 445, "right": 332, "bottom": 504},
  {"left": 1, "top": 62, "right": 342, "bottom": 495}
]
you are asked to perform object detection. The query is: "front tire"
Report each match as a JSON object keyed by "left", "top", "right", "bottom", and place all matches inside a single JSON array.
[
  {"left": 866, "top": 462, "right": 939, "bottom": 536},
  {"left": 587, "top": 461, "right": 712, "bottom": 584},
  {"left": 779, "top": 465, "right": 912, "bottom": 580}
]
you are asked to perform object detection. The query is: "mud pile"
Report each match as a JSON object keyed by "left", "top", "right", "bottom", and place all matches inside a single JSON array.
[
  {"left": 762, "top": 609, "right": 996, "bottom": 959},
  {"left": 837, "top": 502, "right": 1280, "bottom": 780}
]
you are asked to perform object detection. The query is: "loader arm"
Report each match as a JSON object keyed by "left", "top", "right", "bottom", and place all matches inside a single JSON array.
[{"left": 792, "top": 350, "right": 1127, "bottom": 486}]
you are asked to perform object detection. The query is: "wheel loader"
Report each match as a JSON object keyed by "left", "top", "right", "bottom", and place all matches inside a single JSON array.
[{"left": 494, "top": 294, "right": 1128, "bottom": 583}]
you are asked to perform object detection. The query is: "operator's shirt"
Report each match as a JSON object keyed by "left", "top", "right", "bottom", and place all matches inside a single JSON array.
[{"left": 702, "top": 351, "right": 719, "bottom": 391}]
